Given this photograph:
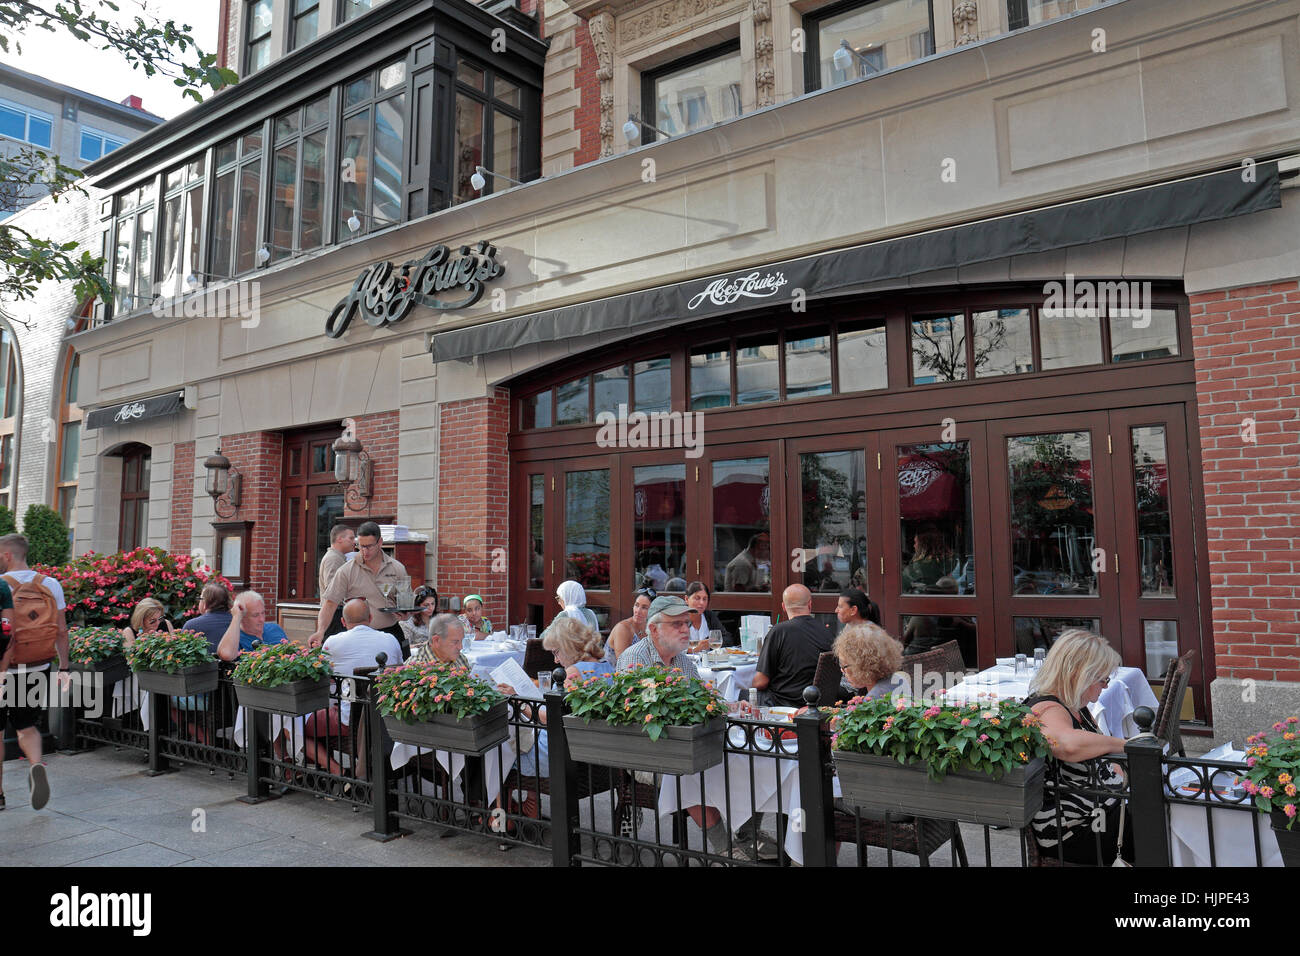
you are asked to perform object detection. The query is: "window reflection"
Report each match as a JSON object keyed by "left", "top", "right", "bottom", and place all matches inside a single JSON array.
[
  {"left": 713, "top": 457, "right": 771, "bottom": 593},
  {"left": 634, "top": 465, "right": 687, "bottom": 591},
  {"left": 529, "top": 474, "right": 545, "bottom": 589},
  {"left": 566, "top": 469, "right": 610, "bottom": 590},
  {"left": 735, "top": 336, "right": 779, "bottom": 405},
  {"left": 1008, "top": 431, "right": 1097, "bottom": 596},
  {"left": 633, "top": 357, "right": 671, "bottom": 414},
  {"left": 911, "top": 314, "right": 966, "bottom": 383},
  {"left": 1133, "top": 425, "right": 1174, "bottom": 596},
  {"left": 898, "top": 442, "right": 974, "bottom": 594},
  {"left": 651, "top": 47, "right": 742, "bottom": 139},
  {"left": 837, "top": 320, "right": 887, "bottom": 393},
  {"left": 1111, "top": 308, "right": 1179, "bottom": 363},
  {"left": 690, "top": 345, "right": 731, "bottom": 410},
  {"left": 814, "top": 0, "right": 934, "bottom": 89},
  {"left": 902, "top": 614, "right": 976, "bottom": 668},
  {"left": 1143, "top": 620, "right": 1179, "bottom": 681},
  {"left": 785, "top": 328, "right": 831, "bottom": 399},
  {"left": 973, "top": 308, "right": 1034, "bottom": 377},
  {"left": 1013, "top": 616, "right": 1099, "bottom": 656},
  {"left": 800, "top": 450, "right": 867, "bottom": 593}
]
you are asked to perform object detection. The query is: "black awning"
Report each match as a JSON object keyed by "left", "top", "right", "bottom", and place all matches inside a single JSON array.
[
  {"left": 85, "top": 391, "right": 185, "bottom": 430},
  {"left": 430, "top": 163, "right": 1282, "bottom": 362}
]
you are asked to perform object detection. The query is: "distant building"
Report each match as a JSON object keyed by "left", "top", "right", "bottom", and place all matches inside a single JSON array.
[{"left": 0, "top": 60, "right": 162, "bottom": 216}]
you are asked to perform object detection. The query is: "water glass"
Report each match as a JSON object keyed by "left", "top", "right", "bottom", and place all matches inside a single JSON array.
[
  {"left": 1014, "top": 653, "right": 1028, "bottom": 676},
  {"left": 462, "top": 635, "right": 474, "bottom": 654},
  {"left": 1033, "top": 647, "right": 1046, "bottom": 670},
  {"left": 538, "top": 672, "right": 553, "bottom": 693}
]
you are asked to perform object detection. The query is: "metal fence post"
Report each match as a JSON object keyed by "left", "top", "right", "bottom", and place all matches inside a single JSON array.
[
  {"left": 545, "top": 670, "right": 581, "bottom": 867},
  {"left": 1123, "top": 706, "right": 1169, "bottom": 867},
  {"left": 795, "top": 686, "right": 836, "bottom": 868},
  {"left": 364, "top": 669, "right": 409, "bottom": 842},
  {"left": 144, "top": 690, "right": 173, "bottom": 776},
  {"left": 236, "top": 707, "right": 274, "bottom": 803}
]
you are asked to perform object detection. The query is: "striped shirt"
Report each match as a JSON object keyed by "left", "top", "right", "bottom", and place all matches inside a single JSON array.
[
  {"left": 1024, "top": 694, "right": 1124, "bottom": 849},
  {"left": 616, "top": 637, "right": 699, "bottom": 680}
]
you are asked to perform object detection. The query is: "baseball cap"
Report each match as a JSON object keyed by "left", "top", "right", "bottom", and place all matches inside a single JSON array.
[{"left": 648, "top": 594, "right": 692, "bottom": 623}]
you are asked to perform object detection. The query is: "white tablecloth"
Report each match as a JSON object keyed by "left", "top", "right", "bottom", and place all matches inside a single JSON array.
[
  {"left": 697, "top": 661, "right": 758, "bottom": 702},
  {"left": 1166, "top": 746, "right": 1283, "bottom": 867},
  {"left": 232, "top": 707, "right": 309, "bottom": 760},
  {"left": 943, "top": 664, "right": 1158, "bottom": 736},
  {"left": 389, "top": 738, "right": 517, "bottom": 805},
  {"left": 464, "top": 642, "right": 527, "bottom": 674}
]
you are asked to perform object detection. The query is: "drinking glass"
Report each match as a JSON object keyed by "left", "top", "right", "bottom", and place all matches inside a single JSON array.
[
  {"left": 708, "top": 629, "right": 724, "bottom": 653},
  {"left": 538, "top": 672, "right": 553, "bottom": 693},
  {"left": 1033, "top": 647, "right": 1046, "bottom": 670},
  {"left": 1014, "top": 653, "right": 1028, "bottom": 676}
]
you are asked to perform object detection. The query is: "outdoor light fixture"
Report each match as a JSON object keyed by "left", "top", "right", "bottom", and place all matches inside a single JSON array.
[
  {"left": 833, "top": 39, "right": 879, "bottom": 75},
  {"left": 204, "top": 447, "right": 242, "bottom": 518},
  {"left": 623, "top": 114, "right": 671, "bottom": 144},
  {"left": 256, "top": 242, "right": 300, "bottom": 265},
  {"left": 185, "top": 270, "right": 224, "bottom": 288},
  {"left": 346, "top": 209, "right": 399, "bottom": 235},
  {"left": 470, "top": 164, "right": 526, "bottom": 193},
  {"left": 333, "top": 430, "right": 373, "bottom": 512}
]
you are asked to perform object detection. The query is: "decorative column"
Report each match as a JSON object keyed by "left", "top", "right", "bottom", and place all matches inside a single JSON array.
[
  {"left": 587, "top": 9, "right": 616, "bottom": 156},
  {"left": 752, "top": 0, "right": 774, "bottom": 108},
  {"left": 952, "top": 0, "right": 979, "bottom": 45}
]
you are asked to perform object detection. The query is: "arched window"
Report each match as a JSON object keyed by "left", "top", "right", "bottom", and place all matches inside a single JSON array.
[{"left": 0, "top": 326, "right": 20, "bottom": 510}]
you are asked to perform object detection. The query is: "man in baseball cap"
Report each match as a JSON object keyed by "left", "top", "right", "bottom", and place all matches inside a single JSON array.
[{"left": 615, "top": 594, "right": 699, "bottom": 678}]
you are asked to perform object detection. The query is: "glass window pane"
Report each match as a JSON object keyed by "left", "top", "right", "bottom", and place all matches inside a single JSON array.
[
  {"left": 911, "top": 313, "right": 966, "bottom": 383},
  {"left": 784, "top": 327, "right": 831, "bottom": 399},
  {"left": 339, "top": 0, "right": 373, "bottom": 21},
  {"left": 555, "top": 377, "right": 589, "bottom": 425},
  {"left": 565, "top": 469, "right": 610, "bottom": 590},
  {"left": 133, "top": 210, "right": 154, "bottom": 305},
  {"left": 234, "top": 158, "right": 262, "bottom": 273},
  {"left": 184, "top": 184, "right": 204, "bottom": 286},
  {"left": 118, "top": 188, "right": 138, "bottom": 214},
  {"left": 973, "top": 308, "right": 1034, "bottom": 377},
  {"left": 59, "top": 423, "right": 80, "bottom": 483},
  {"left": 593, "top": 365, "right": 629, "bottom": 418},
  {"left": 0, "top": 435, "right": 12, "bottom": 490},
  {"left": 633, "top": 356, "right": 671, "bottom": 414},
  {"left": 800, "top": 450, "right": 867, "bottom": 593},
  {"left": 736, "top": 336, "right": 779, "bottom": 405},
  {"left": 113, "top": 216, "right": 134, "bottom": 312},
  {"left": 529, "top": 474, "right": 545, "bottom": 589},
  {"left": 1039, "top": 307, "right": 1101, "bottom": 369},
  {"left": 345, "top": 76, "right": 373, "bottom": 108},
  {"left": 457, "top": 61, "right": 485, "bottom": 90},
  {"left": 1025, "top": 0, "right": 1082, "bottom": 27},
  {"left": 28, "top": 116, "right": 51, "bottom": 148},
  {"left": 271, "top": 143, "right": 297, "bottom": 262},
  {"left": 816, "top": 0, "right": 933, "bottom": 89},
  {"left": 452, "top": 93, "right": 483, "bottom": 205},
  {"left": 300, "top": 130, "right": 325, "bottom": 250},
  {"left": 523, "top": 390, "right": 552, "bottom": 429},
  {"left": 898, "top": 442, "right": 974, "bottom": 595},
  {"left": 1133, "top": 425, "right": 1175, "bottom": 596},
  {"left": 379, "top": 60, "right": 406, "bottom": 91},
  {"left": 158, "top": 194, "right": 184, "bottom": 297},
  {"left": 292, "top": 5, "right": 319, "bottom": 48},
  {"left": 837, "top": 321, "right": 888, "bottom": 392},
  {"left": 0, "top": 105, "right": 24, "bottom": 139},
  {"left": 103, "top": 138, "right": 123, "bottom": 155},
  {"left": 187, "top": 156, "right": 205, "bottom": 181},
  {"left": 57, "top": 486, "right": 76, "bottom": 527},
  {"left": 141, "top": 454, "right": 151, "bottom": 488},
  {"left": 373, "top": 93, "right": 404, "bottom": 224},
  {"left": 165, "top": 167, "right": 184, "bottom": 193},
  {"left": 211, "top": 171, "right": 235, "bottom": 274},
  {"left": 249, "top": 0, "right": 272, "bottom": 39},
  {"left": 1013, "top": 616, "right": 1100, "bottom": 656},
  {"left": 216, "top": 138, "right": 238, "bottom": 168},
  {"left": 275, "top": 111, "right": 300, "bottom": 142},
  {"left": 311, "top": 443, "right": 331, "bottom": 474},
  {"left": 654, "top": 48, "right": 742, "bottom": 137},
  {"left": 79, "top": 131, "right": 102, "bottom": 162},
  {"left": 690, "top": 345, "right": 731, "bottom": 410},
  {"left": 241, "top": 128, "right": 262, "bottom": 155},
  {"left": 137, "top": 494, "right": 149, "bottom": 546},
  {"left": 338, "top": 108, "right": 370, "bottom": 237},
  {"left": 903, "top": 615, "right": 977, "bottom": 668},
  {"left": 124, "top": 454, "right": 139, "bottom": 493},
  {"left": 66, "top": 355, "right": 79, "bottom": 405},
  {"left": 304, "top": 94, "right": 330, "bottom": 129},
  {"left": 492, "top": 110, "right": 519, "bottom": 183},
  {"left": 1143, "top": 620, "right": 1179, "bottom": 682},
  {"left": 1008, "top": 431, "right": 1097, "bottom": 596},
  {"left": 1111, "top": 306, "right": 1179, "bottom": 363},
  {"left": 634, "top": 464, "right": 686, "bottom": 591},
  {"left": 713, "top": 457, "right": 771, "bottom": 593},
  {"left": 495, "top": 77, "right": 521, "bottom": 109}
]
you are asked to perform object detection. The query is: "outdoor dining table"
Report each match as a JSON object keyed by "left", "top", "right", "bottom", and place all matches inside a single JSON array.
[
  {"left": 1166, "top": 745, "right": 1284, "bottom": 867},
  {"left": 942, "top": 661, "right": 1159, "bottom": 737},
  {"left": 463, "top": 639, "right": 526, "bottom": 673},
  {"left": 696, "top": 655, "right": 759, "bottom": 702},
  {"left": 389, "top": 736, "right": 518, "bottom": 805}
]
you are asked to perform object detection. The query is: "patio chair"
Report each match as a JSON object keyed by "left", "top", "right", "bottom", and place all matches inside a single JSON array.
[
  {"left": 901, "top": 640, "right": 966, "bottom": 697},
  {"left": 522, "top": 638, "right": 557, "bottom": 679},
  {"left": 812, "top": 652, "right": 846, "bottom": 706},
  {"left": 1152, "top": 649, "right": 1195, "bottom": 757},
  {"left": 833, "top": 807, "right": 968, "bottom": 867}
]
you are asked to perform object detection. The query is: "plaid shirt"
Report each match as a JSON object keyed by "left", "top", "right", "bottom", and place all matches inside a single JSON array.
[
  {"left": 616, "top": 637, "right": 699, "bottom": 680},
  {"left": 409, "top": 643, "right": 469, "bottom": 670}
]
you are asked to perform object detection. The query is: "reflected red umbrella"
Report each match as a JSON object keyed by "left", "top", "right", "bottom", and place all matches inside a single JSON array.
[{"left": 897, "top": 453, "right": 963, "bottom": 520}]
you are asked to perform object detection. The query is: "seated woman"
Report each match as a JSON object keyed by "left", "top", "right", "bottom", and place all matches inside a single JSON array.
[
  {"left": 498, "top": 616, "right": 613, "bottom": 819},
  {"left": 123, "top": 598, "right": 210, "bottom": 742},
  {"left": 399, "top": 586, "right": 438, "bottom": 654},
  {"left": 835, "top": 588, "right": 882, "bottom": 630},
  {"left": 458, "top": 594, "right": 493, "bottom": 640},
  {"left": 1023, "top": 629, "right": 1134, "bottom": 865},
  {"left": 684, "top": 581, "right": 728, "bottom": 652},
  {"left": 542, "top": 579, "right": 602, "bottom": 658},
  {"left": 833, "top": 621, "right": 911, "bottom": 701},
  {"left": 607, "top": 587, "right": 653, "bottom": 662}
]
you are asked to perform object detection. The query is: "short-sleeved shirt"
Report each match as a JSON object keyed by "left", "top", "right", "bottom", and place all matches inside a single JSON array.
[
  {"left": 321, "top": 551, "right": 407, "bottom": 630},
  {"left": 238, "top": 621, "right": 289, "bottom": 653},
  {"left": 616, "top": 636, "right": 700, "bottom": 680},
  {"left": 756, "top": 615, "right": 835, "bottom": 708},
  {"left": 323, "top": 625, "right": 404, "bottom": 724},
  {"left": 318, "top": 547, "right": 350, "bottom": 595},
  {"left": 183, "top": 610, "right": 233, "bottom": 654}
]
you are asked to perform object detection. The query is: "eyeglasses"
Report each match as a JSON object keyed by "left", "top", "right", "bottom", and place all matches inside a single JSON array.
[
  {"left": 1096, "top": 675, "right": 1112, "bottom": 688},
  {"left": 636, "top": 587, "right": 657, "bottom": 600},
  {"left": 657, "top": 618, "right": 690, "bottom": 631},
  {"left": 358, "top": 541, "right": 382, "bottom": 551}
]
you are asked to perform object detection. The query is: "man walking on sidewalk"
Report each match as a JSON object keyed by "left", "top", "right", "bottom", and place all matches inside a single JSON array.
[{"left": 0, "top": 533, "right": 69, "bottom": 811}]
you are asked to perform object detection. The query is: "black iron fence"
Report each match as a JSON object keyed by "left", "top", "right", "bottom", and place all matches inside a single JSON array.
[{"left": 61, "top": 667, "right": 1275, "bottom": 868}]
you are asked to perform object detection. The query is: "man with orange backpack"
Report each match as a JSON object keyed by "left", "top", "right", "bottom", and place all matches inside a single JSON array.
[{"left": 0, "top": 533, "right": 68, "bottom": 811}]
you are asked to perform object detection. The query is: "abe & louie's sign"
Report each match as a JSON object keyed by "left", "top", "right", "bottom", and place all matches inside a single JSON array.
[{"left": 325, "top": 240, "right": 505, "bottom": 338}]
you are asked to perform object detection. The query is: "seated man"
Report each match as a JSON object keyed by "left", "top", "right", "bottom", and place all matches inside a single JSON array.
[
  {"left": 753, "top": 584, "right": 834, "bottom": 708},
  {"left": 183, "top": 583, "right": 234, "bottom": 655},
  {"left": 305, "top": 599, "right": 404, "bottom": 777},
  {"left": 409, "top": 613, "right": 469, "bottom": 667},
  {"left": 216, "top": 590, "right": 289, "bottom": 662}
]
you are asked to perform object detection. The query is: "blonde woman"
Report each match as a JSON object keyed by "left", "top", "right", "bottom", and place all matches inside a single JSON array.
[
  {"left": 121, "top": 597, "right": 168, "bottom": 651},
  {"left": 1024, "top": 629, "right": 1133, "bottom": 865},
  {"left": 832, "top": 621, "right": 910, "bottom": 701}
]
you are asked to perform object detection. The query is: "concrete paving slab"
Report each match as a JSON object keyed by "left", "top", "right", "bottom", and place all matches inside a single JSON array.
[{"left": 65, "top": 843, "right": 194, "bottom": 867}]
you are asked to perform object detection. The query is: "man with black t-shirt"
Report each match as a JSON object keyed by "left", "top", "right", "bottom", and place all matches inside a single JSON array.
[{"left": 753, "top": 584, "right": 834, "bottom": 708}]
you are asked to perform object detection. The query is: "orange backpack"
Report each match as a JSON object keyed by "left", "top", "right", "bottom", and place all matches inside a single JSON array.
[{"left": 2, "top": 573, "right": 60, "bottom": 666}]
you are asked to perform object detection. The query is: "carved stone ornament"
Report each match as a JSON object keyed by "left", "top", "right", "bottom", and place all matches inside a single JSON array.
[
  {"left": 952, "top": 0, "right": 978, "bottom": 45},
  {"left": 750, "top": 0, "right": 770, "bottom": 23},
  {"left": 586, "top": 10, "right": 617, "bottom": 156},
  {"left": 751, "top": 0, "right": 774, "bottom": 107},
  {"left": 755, "top": 34, "right": 774, "bottom": 56}
]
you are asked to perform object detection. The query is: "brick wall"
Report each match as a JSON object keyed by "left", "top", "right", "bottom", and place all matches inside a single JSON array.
[
  {"left": 352, "top": 410, "right": 399, "bottom": 519},
  {"left": 573, "top": 18, "right": 601, "bottom": 167},
  {"left": 171, "top": 440, "right": 195, "bottom": 555},
  {"left": 437, "top": 390, "right": 510, "bottom": 619},
  {"left": 218, "top": 431, "right": 284, "bottom": 611},
  {"left": 1190, "top": 279, "right": 1300, "bottom": 683}
]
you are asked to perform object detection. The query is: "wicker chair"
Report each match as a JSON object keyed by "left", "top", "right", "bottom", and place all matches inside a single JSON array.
[
  {"left": 522, "top": 638, "right": 558, "bottom": 679},
  {"left": 833, "top": 808, "right": 968, "bottom": 866},
  {"left": 901, "top": 640, "right": 966, "bottom": 695},
  {"left": 812, "top": 652, "right": 846, "bottom": 706},
  {"left": 1152, "top": 649, "right": 1195, "bottom": 757}
]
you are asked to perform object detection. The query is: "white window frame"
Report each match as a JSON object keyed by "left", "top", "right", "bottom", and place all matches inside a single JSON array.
[
  {"left": 0, "top": 97, "right": 54, "bottom": 149},
  {"left": 79, "top": 124, "right": 128, "bottom": 163}
]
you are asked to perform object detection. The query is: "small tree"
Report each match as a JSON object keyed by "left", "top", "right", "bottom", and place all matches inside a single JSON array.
[
  {"left": 0, "top": 504, "right": 15, "bottom": 536},
  {"left": 23, "top": 504, "right": 69, "bottom": 566}
]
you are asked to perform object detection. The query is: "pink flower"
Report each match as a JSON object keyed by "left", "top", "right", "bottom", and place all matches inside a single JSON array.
[
  {"left": 961, "top": 718, "right": 971, "bottom": 727},
  {"left": 979, "top": 734, "right": 989, "bottom": 742},
  {"left": 1286, "top": 804, "right": 1297, "bottom": 819}
]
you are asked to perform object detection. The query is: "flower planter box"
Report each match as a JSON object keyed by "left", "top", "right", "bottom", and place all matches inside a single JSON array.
[
  {"left": 384, "top": 703, "right": 509, "bottom": 756},
  {"left": 71, "top": 654, "right": 131, "bottom": 689},
  {"left": 833, "top": 751, "right": 1046, "bottom": 828},
  {"left": 133, "top": 662, "right": 219, "bottom": 697},
  {"left": 235, "top": 677, "right": 331, "bottom": 717},
  {"left": 561, "top": 716, "right": 725, "bottom": 775},
  {"left": 1271, "top": 810, "right": 1300, "bottom": 868}
]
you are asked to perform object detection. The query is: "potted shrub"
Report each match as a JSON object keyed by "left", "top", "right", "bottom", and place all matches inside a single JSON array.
[
  {"left": 68, "top": 625, "right": 130, "bottom": 687},
  {"left": 127, "top": 629, "right": 219, "bottom": 696},
  {"left": 232, "top": 642, "right": 332, "bottom": 716},
  {"left": 1239, "top": 716, "right": 1300, "bottom": 867},
  {"left": 830, "top": 696, "right": 1051, "bottom": 827},
  {"left": 374, "top": 660, "right": 508, "bottom": 755},
  {"left": 561, "top": 665, "right": 727, "bottom": 775}
]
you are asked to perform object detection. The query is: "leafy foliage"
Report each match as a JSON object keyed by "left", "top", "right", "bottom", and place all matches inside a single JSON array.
[
  {"left": 374, "top": 659, "right": 504, "bottom": 722},
  {"left": 0, "top": 504, "right": 15, "bottom": 536},
  {"left": 829, "top": 695, "right": 1051, "bottom": 781},
  {"left": 564, "top": 664, "right": 725, "bottom": 742},
  {"left": 232, "top": 641, "right": 331, "bottom": 689},
  {"left": 127, "top": 628, "right": 213, "bottom": 673},
  {"left": 23, "top": 503, "right": 69, "bottom": 566},
  {"left": 68, "top": 625, "right": 123, "bottom": 665},
  {"left": 36, "top": 547, "right": 230, "bottom": 627},
  {"left": 1238, "top": 717, "right": 1300, "bottom": 828}
]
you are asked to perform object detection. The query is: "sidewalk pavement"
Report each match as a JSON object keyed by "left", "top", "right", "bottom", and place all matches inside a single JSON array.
[{"left": 0, "top": 748, "right": 550, "bottom": 867}]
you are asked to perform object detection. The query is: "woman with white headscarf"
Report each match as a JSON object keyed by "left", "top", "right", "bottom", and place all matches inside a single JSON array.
[{"left": 541, "top": 580, "right": 605, "bottom": 661}]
